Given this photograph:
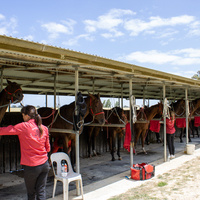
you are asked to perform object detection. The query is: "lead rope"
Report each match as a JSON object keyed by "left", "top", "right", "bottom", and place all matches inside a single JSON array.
[{"left": 0, "top": 99, "right": 19, "bottom": 108}]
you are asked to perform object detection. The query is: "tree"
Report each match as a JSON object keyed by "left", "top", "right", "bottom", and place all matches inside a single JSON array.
[
  {"left": 192, "top": 71, "right": 200, "bottom": 80},
  {"left": 103, "top": 99, "right": 111, "bottom": 108},
  {"left": 114, "top": 101, "right": 120, "bottom": 107}
]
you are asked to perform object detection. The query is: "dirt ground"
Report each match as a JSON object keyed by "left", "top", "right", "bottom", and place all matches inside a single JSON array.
[{"left": 109, "top": 156, "right": 200, "bottom": 200}]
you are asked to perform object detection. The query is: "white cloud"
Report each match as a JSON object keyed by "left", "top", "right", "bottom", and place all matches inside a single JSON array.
[
  {"left": 84, "top": 8, "right": 135, "bottom": 39},
  {"left": 41, "top": 19, "right": 76, "bottom": 39},
  {"left": 23, "top": 35, "right": 34, "bottom": 41},
  {"left": 0, "top": 14, "right": 5, "bottom": 20},
  {"left": 124, "top": 15, "right": 195, "bottom": 36},
  {"left": 0, "top": 14, "right": 18, "bottom": 35},
  {"left": 122, "top": 48, "right": 200, "bottom": 66},
  {"left": 62, "top": 34, "right": 94, "bottom": 46}
]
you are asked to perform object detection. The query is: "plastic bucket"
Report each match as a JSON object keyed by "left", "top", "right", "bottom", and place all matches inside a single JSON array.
[{"left": 186, "top": 144, "right": 195, "bottom": 155}]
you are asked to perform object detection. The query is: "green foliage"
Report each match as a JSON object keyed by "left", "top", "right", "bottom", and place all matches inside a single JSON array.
[
  {"left": 157, "top": 181, "right": 168, "bottom": 187},
  {"left": 103, "top": 99, "right": 111, "bottom": 108},
  {"left": 192, "top": 71, "right": 200, "bottom": 80}
]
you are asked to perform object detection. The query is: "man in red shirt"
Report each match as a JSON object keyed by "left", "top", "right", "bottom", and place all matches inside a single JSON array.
[
  {"left": 0, "top": 105, "right": 50, "bottom": 200},
  {"left": 166, "top": 111, "right": 176, "bottom": 159}
]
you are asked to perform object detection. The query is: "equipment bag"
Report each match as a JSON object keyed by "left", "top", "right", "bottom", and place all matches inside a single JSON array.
[{"left": 130, "top": 163, "right": 155, "bottom": 180}]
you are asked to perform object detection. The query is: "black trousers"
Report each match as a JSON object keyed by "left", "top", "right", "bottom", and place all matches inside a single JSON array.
[
  {"left": 23, "top": 161, "right": 49, "bottom": 200},
  {"left": 167, "top": 133, "right": 175, "bottom": 155}
]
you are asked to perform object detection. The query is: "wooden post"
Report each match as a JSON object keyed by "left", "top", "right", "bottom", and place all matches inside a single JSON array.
[
  {"left": 129, "top": 78, "right": 134, "bottom": 168},
  {"left": 185, "top": 88, "right": 189, "bottom": 144},
  {"left": 163, "top": 83, "right": 167, "bottom": 161}
]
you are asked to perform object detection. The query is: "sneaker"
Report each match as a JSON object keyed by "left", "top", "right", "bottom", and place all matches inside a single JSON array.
[{"left": 170, "top": 155, "right": 175, "bottom": 159}]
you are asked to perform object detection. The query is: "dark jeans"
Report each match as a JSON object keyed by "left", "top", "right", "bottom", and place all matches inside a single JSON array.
[
  {"left": 23, "top": 161, "right": 49, "bottom": 200},
  {"left": 167, "top": 133, "right": 175, "bottom": 155}
]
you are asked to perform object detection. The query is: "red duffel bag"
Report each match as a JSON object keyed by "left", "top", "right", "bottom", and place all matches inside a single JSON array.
[{"left": 130, "top": 163, "right": 155, "bottom": 180}]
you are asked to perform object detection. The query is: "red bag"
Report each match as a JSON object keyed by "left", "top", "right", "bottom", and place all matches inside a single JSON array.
[{"left": 131, "top": 163, "right": 155, "bottom": 180}]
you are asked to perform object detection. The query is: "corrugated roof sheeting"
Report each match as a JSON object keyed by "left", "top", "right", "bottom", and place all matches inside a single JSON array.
[{"left": 0, "top": 35, "right": 200, "bottom": 101}]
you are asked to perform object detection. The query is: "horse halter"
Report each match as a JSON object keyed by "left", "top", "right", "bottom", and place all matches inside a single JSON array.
[
  {"left": 89, "top": 97, "right": 104, "bottom": 116},
  {"left": 4, "top": 88, "right": 22, "bottom": 103}
]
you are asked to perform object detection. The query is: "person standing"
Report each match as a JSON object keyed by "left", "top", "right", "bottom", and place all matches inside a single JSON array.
[
  {"left": 166, "top": 111, "right": 176, "bottom": 159},
  {"left": 0, "top": 105, "right": 50, "bottom": 200}
]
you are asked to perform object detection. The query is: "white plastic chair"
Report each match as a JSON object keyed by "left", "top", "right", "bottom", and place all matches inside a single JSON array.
[{"left": 50, "top": 152, "right": 84, "bottom": 200}]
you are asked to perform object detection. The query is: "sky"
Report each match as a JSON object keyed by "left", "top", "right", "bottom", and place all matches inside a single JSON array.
[{"left": 1, "top": 0, "right": 200, "bottom": 107}]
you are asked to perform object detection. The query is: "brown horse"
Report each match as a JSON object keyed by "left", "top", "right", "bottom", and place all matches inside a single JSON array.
[
  {"left": 84, "top": 107, "right": 126, "bottom": 161},
  {"left": 133, "top": 103, "right": 163, "bottom": 155},
  {"left": 37, "top": 93, "right": 105, "bottom": 167},
  {"left": 171, "top": 98, "right": 200, "bottom": 142},
  {"left": 0, "top": 80, "right": 23, "bottom": 123}
]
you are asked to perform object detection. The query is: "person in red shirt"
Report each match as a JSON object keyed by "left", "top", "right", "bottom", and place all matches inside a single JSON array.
[
  {"left": 0, "top": 105, "right": 50, "bottom": 200},
  {"left": 166, "top": 111, "right": 176, "bottom": 159}
]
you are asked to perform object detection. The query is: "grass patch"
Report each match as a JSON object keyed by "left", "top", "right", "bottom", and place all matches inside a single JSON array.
[{"left": 157, "top": 181, "right": 168, "bottom": 187}]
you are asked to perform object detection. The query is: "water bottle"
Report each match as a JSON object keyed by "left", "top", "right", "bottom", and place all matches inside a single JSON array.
[{"left": 61, "top": 161, "right": 68, "bottom": 177}]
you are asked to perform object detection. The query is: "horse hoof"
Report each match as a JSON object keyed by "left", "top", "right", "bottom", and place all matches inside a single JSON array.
[
  {"left": 111, "top": 158, "right": 115, "bottom": 161},
  {"left": 118, "top": 157, "right": 122, "bottom": 160},
  {"left": 189, "top": 139, "right": 192, "bottom": 142},
  {"left": 180, "top": 140, "right": 183, "bottom": 143}
]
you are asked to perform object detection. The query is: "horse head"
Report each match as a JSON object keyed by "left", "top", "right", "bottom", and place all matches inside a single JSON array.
[
  {"left": 88, "top": 93, "right": 105, "bottom": 125},
  {"left": 112, "top": 107, "right": 126, "bottom": 124},
  {"left": 4, "top": 80, "right": 24, "bottom": 103},
  {"left": 157, "top": 102, "right": 163, "bottom": 116}
]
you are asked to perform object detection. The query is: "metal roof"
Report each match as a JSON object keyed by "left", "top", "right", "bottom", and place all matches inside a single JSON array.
[{"left": 0, "top": 35, "right": 200, "bottom": 100}]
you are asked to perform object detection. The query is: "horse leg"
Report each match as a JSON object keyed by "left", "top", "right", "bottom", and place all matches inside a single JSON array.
[
  {"left": 92, "top": 127, "right": 100, "bottom": 156},
  {"left": 141, "top": 130, "right": 147, "bottom": 154},
  {"left": 87, "top": 127, "right": 94, "bottom": 157},
  {"left": 134, "top": 128, "right": 142, "bottom": 155},
  {"left": 117, "top": 131, "right": 122, "bottom": 160},
  {"left": 189, "top": 127, "right": 192, "bottom": 142},
  {"left": 70, "top": 139, "right": 76, "bottom": 171},
  {"left": 180, "top": 128, "right": 183, "bottom": 143},
  {"left": 110, "top": 130, "right": 116, "bottom": 161}
]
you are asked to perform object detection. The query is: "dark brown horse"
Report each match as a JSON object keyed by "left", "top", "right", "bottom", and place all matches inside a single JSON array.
[
  {"left": 0, "top": 80, "right": 23, "bottom": 123},
  {"left": 133, "top": 103, "right": 163, "bottom": 155},
  {"left": 84, "top": 107, "right": 126, "bottom": 161},
  {"left": 37, "top": 93, "right": 105, "bottom": 167},
  {"left": 172, "top": 98, "right": 200, "bottom": 142}
]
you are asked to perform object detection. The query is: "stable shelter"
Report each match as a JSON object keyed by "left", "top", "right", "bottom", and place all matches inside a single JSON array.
[{"left": 0, "top": 35, "right": 200, "bottom": 174}]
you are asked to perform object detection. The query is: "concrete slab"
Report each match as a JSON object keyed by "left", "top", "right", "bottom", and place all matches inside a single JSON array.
[{"left": 0, "top": 136, "right": 200, "bottom": 200}]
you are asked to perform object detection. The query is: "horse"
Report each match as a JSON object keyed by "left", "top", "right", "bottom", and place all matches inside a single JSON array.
[
  {"left": 171, "top": 98, "right": 200, "bottom": 142},
  {"left": 0, "top": 80, "right": 23, "bottom": 123},
  {"left": 84, "top": 107, "right": 126, "bottom": 161},
  {"left": 133, "top": 103, "right": 163, "bottom": 155},
  {"left": 37, "top": 93, "right": 105, "bottom": 168}
]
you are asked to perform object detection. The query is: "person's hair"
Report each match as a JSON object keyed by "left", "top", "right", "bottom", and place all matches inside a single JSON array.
[
  {"left": 21, "top": 105, "right": 43, "bottom": 136},
  {"left": 170, "top": 110, "right": 175, "bottom": 119}
]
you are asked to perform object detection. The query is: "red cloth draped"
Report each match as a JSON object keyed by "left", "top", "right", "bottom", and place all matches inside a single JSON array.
[
  {"left": 149, "top": 120, "right": 160, "bottom": 133},
  {"left": 194, "top": 116, "right": 200, "bottom": 127},
  {"left": 176, "top": 118, "right": 186, "bottom": 128},
  {"left": 123, "top": 123, "right": 131, "bottom": 152}
]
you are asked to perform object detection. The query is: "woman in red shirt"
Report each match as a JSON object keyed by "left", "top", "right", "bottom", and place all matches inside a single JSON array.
[
  {"left": 0, "top": 105, "right": 50, "bottom": 200},
  {"left": 166, "top": 111, "right": 176, "bottom": 159}
]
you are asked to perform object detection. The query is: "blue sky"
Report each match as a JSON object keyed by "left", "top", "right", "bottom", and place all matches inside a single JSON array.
[{"left": 1, "top": 0, "right": 200, "bottom": 107}]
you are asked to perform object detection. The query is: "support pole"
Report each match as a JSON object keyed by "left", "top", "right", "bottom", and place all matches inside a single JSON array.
[
  {"left": 74, "top": 67, "right": 80, "bottom": 174},
  {"left": 54, "top": 74, "right": 56, "bottom": 110},
  {"left": 0, "top": 67, "right": 3, "bottom": 91},
  {"left": 121, "top": 84, "right": 123, "bottom": 108},
  {"left": 129, "top": 78, "right": 134, "bottom": 168},
  {"left": 143, "top": 86, "right": 145, "bottom": 107},
  {"left": 74, "top": 66, "right": 80, "bottom": 195},
  {"left": 45, "top": 93, "right": 48, "bottom": 107},
  {"left": 185, "top": 88, "right": 189, "bottom": 144},
  {"left": 163, "top": 84, "right": 167, "bottom": 161}
]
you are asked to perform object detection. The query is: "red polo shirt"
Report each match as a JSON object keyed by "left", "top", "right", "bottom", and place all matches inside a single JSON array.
[
  {"left": 166, "top": 118, "right": 175, "bottom": 134},
  {"left": 0, "top": 119, "right": 50, "bottom": 166}
]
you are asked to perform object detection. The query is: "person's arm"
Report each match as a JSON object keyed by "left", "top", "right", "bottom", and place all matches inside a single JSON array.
[
  {"left": 0, "top": 123, "right": 23, "bottom": 135},
  {"left": 45, "top": 128, "right": 51, "bottom": 152}
]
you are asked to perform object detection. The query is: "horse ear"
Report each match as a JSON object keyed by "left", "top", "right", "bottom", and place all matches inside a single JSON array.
[
  {"left": 97, "top": 93, "right": 100, "bottom": 99},
  {"left": 7, "top": 79, "right": 12, "bottom": 85},
  {"left": 88, "top": 93, "right": 95, "bottom": 99}
]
